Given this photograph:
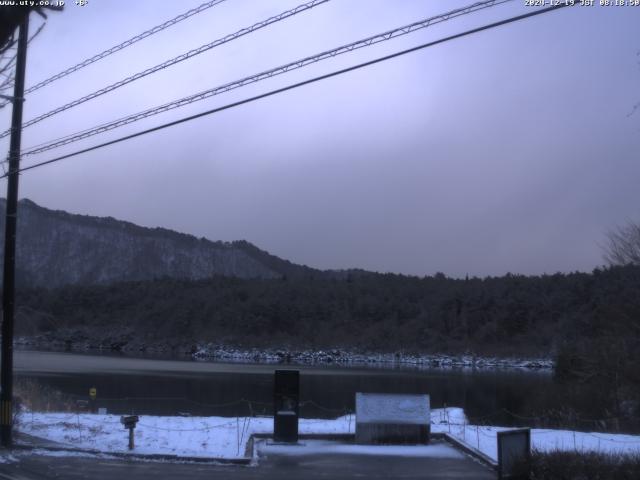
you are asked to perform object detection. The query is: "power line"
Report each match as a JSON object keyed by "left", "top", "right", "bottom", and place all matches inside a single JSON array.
[
  {"left": 1, "top": 1, "right": 576, "bottom": 180},
  {"left": 19, "top": 0, "right": 513, "bottom": 157},
  {"left": 0, "top": 0, "right": 329, "bottom": 138},
  {"left": 1, "top": 0, "right": 228, "bottom": 107}
]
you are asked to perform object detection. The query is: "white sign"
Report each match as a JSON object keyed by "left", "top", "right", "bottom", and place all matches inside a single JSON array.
[{"left": 356, "top": 393, "right": 430, "bottom": 425}]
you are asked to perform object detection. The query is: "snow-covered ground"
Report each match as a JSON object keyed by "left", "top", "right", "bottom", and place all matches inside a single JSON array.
[
  {"left": 17, "top": 408, "right": 640, "bottom": 461},
  {"left": 17, "top": 412, "right": 354, "bottom": 458},
  {"left": 442, "top": 419, "right": 640, "bottom": 460}
]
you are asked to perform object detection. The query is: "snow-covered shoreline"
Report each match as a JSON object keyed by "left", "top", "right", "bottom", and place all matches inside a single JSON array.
[
  {"left": 17, "top": 408, "right": 640, "bottom": 461},
  {"left": 191, "top": 345, "right": 554, "bottom": 370},
  {"left": 15, "top": 336, "right": 553, "bottom": 371}
]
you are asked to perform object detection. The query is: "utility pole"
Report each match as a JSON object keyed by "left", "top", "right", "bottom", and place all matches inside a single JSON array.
[{"left": 1, "top": 12, "right": 29, "bottom": 448}]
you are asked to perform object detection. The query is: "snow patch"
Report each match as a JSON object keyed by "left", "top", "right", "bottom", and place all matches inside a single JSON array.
[
  {"left": 0, "top": 452, "right": 18, "bottom": 463},
  {"left": 258, "top": 439, "right": 464, "bottom": 458}
]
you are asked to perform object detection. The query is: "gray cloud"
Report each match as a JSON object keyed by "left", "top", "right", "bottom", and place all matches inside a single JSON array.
[{"left": 1, "top": 0, "right": 638, "bottom": 277}]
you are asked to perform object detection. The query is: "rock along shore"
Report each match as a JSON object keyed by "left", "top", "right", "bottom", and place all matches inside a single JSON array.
[{"left": 15, "top": 334, "right": 553, "bottom": 371}]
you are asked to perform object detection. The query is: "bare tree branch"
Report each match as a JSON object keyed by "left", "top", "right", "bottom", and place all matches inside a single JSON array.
[
  {"left": 0, "top": 20, "right": 46, "bottom": 110},
  {"left": 603, "top": 220, "right": 640, "bottom": 266}
]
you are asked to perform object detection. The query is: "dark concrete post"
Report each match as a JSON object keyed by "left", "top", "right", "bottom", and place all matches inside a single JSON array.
[{"left": 273, "top": 370, "right": 299, "bottom": 443}]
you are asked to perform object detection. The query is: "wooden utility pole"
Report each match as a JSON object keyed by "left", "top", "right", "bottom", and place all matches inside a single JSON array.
[{"left": 1, "top": 12, "right": 29, "bottom": 448}]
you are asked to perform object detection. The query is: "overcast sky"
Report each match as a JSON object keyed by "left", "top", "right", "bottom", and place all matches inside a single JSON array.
[{"left": 1, "top": 0, "right": 638, "bottom": 277}]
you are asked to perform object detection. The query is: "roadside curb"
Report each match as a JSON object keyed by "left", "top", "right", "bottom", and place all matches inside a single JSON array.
[
  {"left": 14, "top": 433, "right": 357, "bottom": 464},
  {"left": 11, "top": 442, "right": 252, "bottom": 465},
  {"left": 249, "top": 431, "right": 498, "bottom": 472},
  {"left": 246, "top": 433, "right": 355, "bottom": 457},
  {"left": 435, "top": 432, "right": 497, "bottom": 470},
  {"left": 13, "top": 431, "right": 497, "bottom": 468}
]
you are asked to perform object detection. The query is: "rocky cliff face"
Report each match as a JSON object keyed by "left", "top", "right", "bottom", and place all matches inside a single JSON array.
[{"left": 0, "top": 199, "right": 314, "bottom": 288}]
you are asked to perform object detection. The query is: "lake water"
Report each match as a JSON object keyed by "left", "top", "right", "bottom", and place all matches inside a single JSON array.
[{"left": 13, "top": 350, "right": 567, "bottom": 427}]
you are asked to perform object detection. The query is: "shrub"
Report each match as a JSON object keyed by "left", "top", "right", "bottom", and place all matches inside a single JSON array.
[{"left": 513, "top": 449, "right": 640, "bottom": 480}]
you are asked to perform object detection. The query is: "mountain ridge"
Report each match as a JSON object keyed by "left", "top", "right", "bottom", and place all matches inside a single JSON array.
[{"left": 0, "top": 198, "right": 324, "bottom": 288}]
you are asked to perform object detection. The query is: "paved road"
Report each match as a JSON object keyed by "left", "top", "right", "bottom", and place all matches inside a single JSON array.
[{"left": 0, "top": 441, "right": 496, "bottom": 479}]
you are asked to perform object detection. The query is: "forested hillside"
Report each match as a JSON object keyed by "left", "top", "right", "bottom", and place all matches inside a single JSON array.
[
  {"left": 13, "top": 265, "right": 640, "bottom": 422},
  {"left": 15, "top": 265, "right": 640, "bottom": 357}
]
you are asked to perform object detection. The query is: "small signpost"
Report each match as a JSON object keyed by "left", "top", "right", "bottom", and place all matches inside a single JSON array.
[
  {"left": 497, "top": 428, "right": 531, "bottom": 479},
  {"left": 89, "top": 387, "right": 97, "bottom": 413},
  {"left": 273, "top": 370, "right": 299, "bottom": 443},
  {"left": 120, "top": 415, "right": 139, "bottom": 450}
]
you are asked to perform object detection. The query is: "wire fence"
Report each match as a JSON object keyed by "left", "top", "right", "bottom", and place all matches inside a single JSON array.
[
  {"left": 47, "top": 390, "right": 640, "bottom": 435},
  {"left": 23, "top": 392, "right": 640, "bottom": 438},
  {"left": 18, "top": 400, "right": 640, "bottom": 461},
  {"left": 462, "top": 407, "right": 640, "bottom": 434},
  {"left": 19, "top": 414, "right": 640, "bottom": 463}
]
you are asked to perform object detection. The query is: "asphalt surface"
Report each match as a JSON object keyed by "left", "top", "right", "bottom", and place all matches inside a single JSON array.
[{"left": 0, "top": 441, "right": 496, "bottom": 480}]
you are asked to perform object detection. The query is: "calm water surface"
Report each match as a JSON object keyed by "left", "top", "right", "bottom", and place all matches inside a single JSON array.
[{"left": 13, "top": 350, "right": 561, "bottom": 428}]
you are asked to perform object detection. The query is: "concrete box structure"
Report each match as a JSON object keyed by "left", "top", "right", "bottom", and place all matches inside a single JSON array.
[{"left": 355, "top": 393, "right": 430, "bottom": 445}]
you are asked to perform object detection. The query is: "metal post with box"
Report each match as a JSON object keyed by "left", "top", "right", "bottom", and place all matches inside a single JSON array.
[{"left": 120, "top": 415, "right": 139, "bottom": 450}]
